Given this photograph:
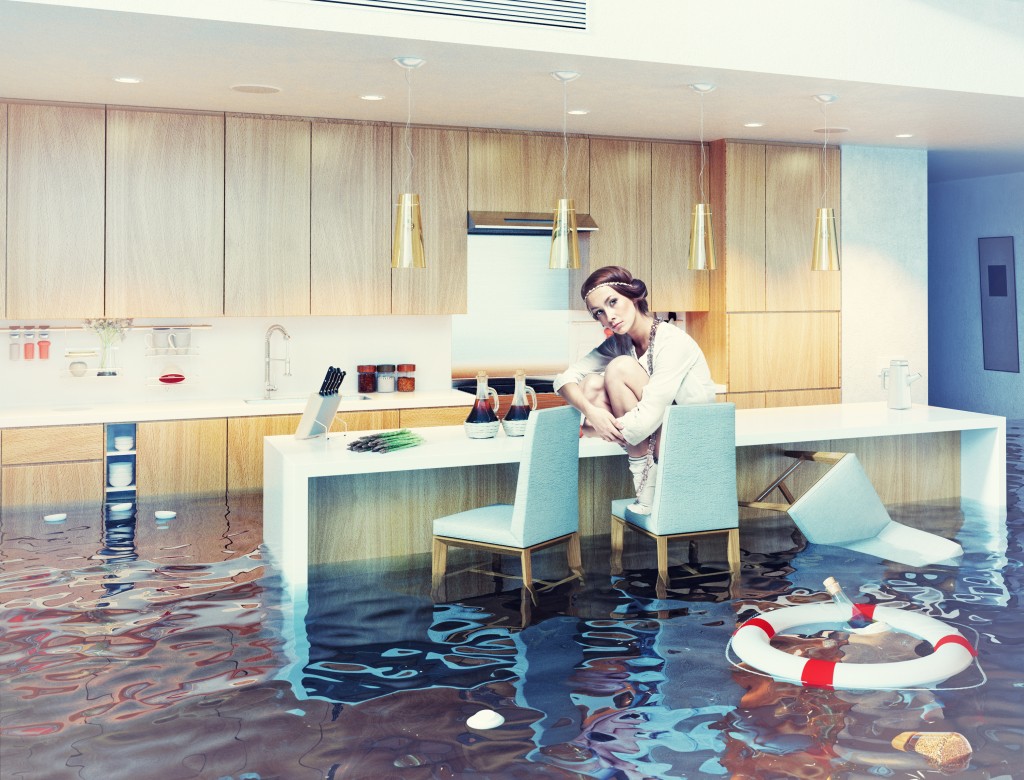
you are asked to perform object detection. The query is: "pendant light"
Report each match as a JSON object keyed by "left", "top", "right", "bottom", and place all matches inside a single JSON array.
[
  {"left": 811, "top": 93, "right": 840, "bottom": 271},
  {"left": 392, "top": 56, "right": 426, "bottom": 269},
  {"left": 549, "top": 70, "right": 581, "bottom": 270},
  {"left": 687, "top": 83, "right": 717, "bottom": 271}
]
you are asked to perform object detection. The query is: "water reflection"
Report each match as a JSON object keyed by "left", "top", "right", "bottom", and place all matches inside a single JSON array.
[{"left": 0, "top": 421, "right": 1021, "bottom": 778}]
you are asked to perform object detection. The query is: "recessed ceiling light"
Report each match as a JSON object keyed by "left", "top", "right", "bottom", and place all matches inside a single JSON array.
[
  {"left": 567, "top": 109, "right": 589, "bottom": 115},
  {"left": 113, "top": 76, "right": 142, "bottom": 84},
  {"left": 230, "top": 84, "right": 281, "bottom": 94},
  {"left": 360, "top": 94, "right": 385, "bottom": 101},
  {"left": 895, "top": 133, "right": 914, "bottom": 138},
  {"left": 744, "top": 122, "right": 765, "bottom": 128}
]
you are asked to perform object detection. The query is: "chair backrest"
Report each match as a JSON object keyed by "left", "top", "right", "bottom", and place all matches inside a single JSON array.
[
  {"left": 510, "top": 405, "right": 581, "bottom": 547},
  {"left": 787, "top": 454, "right": 891, "bottom": 544},
  {"left": 647, "top": 402, "right": 738, "bottom": 534}
]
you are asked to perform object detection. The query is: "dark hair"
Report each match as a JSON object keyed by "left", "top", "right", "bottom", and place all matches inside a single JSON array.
[{"left": 580, "top": 265, "right": 650, "bottom": 317}]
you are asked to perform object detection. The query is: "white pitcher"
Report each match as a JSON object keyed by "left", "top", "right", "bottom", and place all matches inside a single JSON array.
[{"left": 880, "top": 359, "right": 922, "bottom": 410}]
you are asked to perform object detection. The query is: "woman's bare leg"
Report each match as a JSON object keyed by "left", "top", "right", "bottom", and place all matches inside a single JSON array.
[{"left": 603, "top": 356, "right": 654, "bottom": 458}]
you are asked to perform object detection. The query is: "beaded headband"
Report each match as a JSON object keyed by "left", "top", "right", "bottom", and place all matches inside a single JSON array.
[{"left": 582, "top": 281, "right": 630, "bottom": 302}]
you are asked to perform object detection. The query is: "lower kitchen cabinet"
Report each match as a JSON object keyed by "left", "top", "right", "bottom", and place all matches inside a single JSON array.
[
  {"left": 0, "top": 424, "right": 105, "bottom": 509},
  {"left": 399, "top": 406, "right": 472, "bottom": 429},
  {"left": 137, "top": 419, "right": 227, "bottom": 498}
]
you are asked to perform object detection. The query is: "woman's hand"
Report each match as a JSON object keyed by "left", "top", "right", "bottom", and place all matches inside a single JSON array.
[{"left": 583, "top": 406, "right": 627, "bottom": 445}]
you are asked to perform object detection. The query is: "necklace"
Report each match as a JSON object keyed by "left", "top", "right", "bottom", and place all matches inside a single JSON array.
[{"left": 635, "top": 317, "right": 662, "bottom": 495}]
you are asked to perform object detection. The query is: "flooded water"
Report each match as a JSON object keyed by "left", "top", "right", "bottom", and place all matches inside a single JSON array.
[{"left": 1, "top": 422, "right": 1022, "bottom": 779}]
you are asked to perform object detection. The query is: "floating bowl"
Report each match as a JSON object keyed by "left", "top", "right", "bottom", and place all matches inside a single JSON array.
[
  {"left": 154, "top": 510, "right": 177, "bottom": 520},
  {"left": 43, "top": 513, "right": 68, "bottom": 522}
]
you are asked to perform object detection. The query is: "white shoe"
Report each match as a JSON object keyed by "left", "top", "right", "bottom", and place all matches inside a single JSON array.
[
  {"left": 627, "top": 501, "right": 651, "bottom": 515},
  {"left": 627, "top": 456, "right": 657, "bottom": 514}
]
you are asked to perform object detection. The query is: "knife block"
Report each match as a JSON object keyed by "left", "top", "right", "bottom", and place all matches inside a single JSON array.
[{"left": 294, "top": 392, "right": 341, "bottom": 440}]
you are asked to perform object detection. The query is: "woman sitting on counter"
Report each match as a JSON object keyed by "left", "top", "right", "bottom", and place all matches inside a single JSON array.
[{"left": 554, "top": 265, "right": 717, "bottom": 514}]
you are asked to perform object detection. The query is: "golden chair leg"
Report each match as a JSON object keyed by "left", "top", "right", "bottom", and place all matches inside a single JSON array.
[
  {"left": 521, "top": 549, "right": 537, "bottom": 605},
  {"left": 431, "top": 538, "right": 448, "bottom": 601},
  {"left": 610, "top": 515, "right": 625, "bottom": 576},
  {"left": 726, "top": 528, "right": 741, "bottom": 577},
  {"left": 655, "top": 536, "right": 670, "bottom": 596},
  {"left": 567, "top": 532, "right": 584, "bottom": 583}
]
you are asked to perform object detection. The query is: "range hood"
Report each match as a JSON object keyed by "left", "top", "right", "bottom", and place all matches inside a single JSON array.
[{"left": 467, "top": 211, "right": 599, "bottom": 235}]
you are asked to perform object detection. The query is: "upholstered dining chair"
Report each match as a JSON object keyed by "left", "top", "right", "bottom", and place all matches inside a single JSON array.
[
  {"left": 431, "top": 405, "right": 583, "bottom": 602},
  {"left": 610, "top": 402, "right": 740, "bottom": 595}
]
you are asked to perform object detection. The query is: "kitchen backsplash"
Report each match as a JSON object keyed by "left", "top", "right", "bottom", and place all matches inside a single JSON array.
[{"left": 0, "top": 316, "right": 452, "bottom": 410}]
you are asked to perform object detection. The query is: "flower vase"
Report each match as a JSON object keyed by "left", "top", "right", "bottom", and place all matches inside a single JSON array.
[{"left": 97, "top": 340, "right": 118, "bottom": 376}]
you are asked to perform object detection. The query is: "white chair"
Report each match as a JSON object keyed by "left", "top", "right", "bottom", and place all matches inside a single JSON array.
[
  {"left": 610, "top": 403, "right": 740, "bottom": 594},
  {"left": 431, "top": 405, "right": 583, "bottom": 602}
]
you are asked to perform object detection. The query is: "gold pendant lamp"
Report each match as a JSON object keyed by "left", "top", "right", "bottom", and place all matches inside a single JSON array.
[
  {"left": 811, "top": 93, "right": 840, "bottom": 271},
  {"left": 687, "top": 83, "right": 717, "bottom": 271},
  {"left": 392, "top": 56, "right": 426, "bottom": 269},
  {"left": 549, "top": 70, "right": 581, "bottom": 270}
]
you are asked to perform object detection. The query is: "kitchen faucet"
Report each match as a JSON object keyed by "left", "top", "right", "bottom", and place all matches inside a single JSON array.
[{"left": 264, "top": 324, "right": 292, "bottom": 398}]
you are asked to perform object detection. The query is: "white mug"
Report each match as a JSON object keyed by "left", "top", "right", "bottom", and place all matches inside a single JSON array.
[
  {"left": 169, "top": 327, "right": 191, "bottom": 354},
  {"left": 146, "top": 328, "right": 172, "bottom": 354}
]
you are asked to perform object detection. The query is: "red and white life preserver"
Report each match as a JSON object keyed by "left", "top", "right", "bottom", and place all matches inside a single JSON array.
[{"left": 731, "top": 602, "right": 976, "bottom": 690}]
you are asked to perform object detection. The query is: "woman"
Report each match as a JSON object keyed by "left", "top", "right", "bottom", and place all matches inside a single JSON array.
[{"left": 554, "top": 266, "right": 717, "bottom": 513}]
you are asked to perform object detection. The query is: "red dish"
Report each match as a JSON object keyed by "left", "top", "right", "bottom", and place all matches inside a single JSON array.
[{"left": 159, "top": 373, "right": 185, "bottom": 384}]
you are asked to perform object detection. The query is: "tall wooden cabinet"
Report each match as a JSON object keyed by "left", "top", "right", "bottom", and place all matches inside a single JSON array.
[
  {"left": 311, "top": 121, "right": 392, "bottom": 316},
  {"left": 106, "top": 109, "right": 225, "bottom": 317},
  {"left": 588, "top": 138, "right": 651, "bottom": 282},
  {"left": 392, "top": 126, "right": 468, "bottom": 315},
  {"left": 225, "top": 115, "right": 311, "bottom": 316},
  {"left": 6, "top": 104, "right": 106, "bottom": 319},
  {"left": 689, "top": 140, "right": 841, "bottom": 405}
]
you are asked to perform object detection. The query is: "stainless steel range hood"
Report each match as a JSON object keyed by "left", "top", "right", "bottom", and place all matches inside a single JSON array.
[{"left": 467, "top": 210, "right": 599, "bottom": 235}]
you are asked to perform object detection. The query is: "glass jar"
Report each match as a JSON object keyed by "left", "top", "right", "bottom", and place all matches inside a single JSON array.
[
  {"left": 357, "top": 365, "right": 377, "bottom": 393},
  {"left": 397, "top": 363, "right": 416, "bottom": 392},
  {"left": 376, "top": 364, "right": 397, "bottom": 393}
]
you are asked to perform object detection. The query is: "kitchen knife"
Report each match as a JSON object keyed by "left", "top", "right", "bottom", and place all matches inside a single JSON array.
[
  {"left": 318, "top": 366, "right": 334, "bottom": 396},
  {"left": 332, "top": 369, "right": 346, "bottom": 396}
]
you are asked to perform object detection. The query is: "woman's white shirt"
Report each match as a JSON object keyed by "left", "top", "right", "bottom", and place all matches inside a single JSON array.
[{"left": 553, "top": 323, "right": 717, "bottom": 445}]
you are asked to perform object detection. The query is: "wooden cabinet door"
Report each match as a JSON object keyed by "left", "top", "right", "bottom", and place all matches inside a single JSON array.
[
  {"left": 765, "top": 144, "right": 841, "bottom": 312},
  {"left": 137, "top": 419, "right": 227, "bottom": 497},
  {"left": 106, "top": 110, "right": 224, "bottom": 317},
  {"left": 7, "top": 104, "right": 105, "bottom": 319},
  {"left": 468, "top": 130, "right": 589, "bottom": 213},
  {"left": 311, "top": 121, "right": 391, "bottom": 315},
  {"left": 589, "top": 138, "right": 651, "bottom": 282},
  {"left": 0, "top": 104, "right": 6, "bottom": 319},
  {"left": 2, "top": 462, "right": 103, "bottom": 509},
  {"left": 399, "top": 406, "right": 471, "bottom": 428},
  {"left": 225, "top": 115, "right": 311, "bottom": 316},
  {"left": 727, "top": 311, "right": 840, "bottom": 392},
  {"left": 391, "top": 126, "right": 468, "bottom": 315},
  {"left": 719, "top": 141, "right": 766, "bottom": 313},
  {"left": 651, "top": 141, "right": 710, "bottom": 312},
  {"left": 1, "top": 425, "right": 103, "bottom": 464}
]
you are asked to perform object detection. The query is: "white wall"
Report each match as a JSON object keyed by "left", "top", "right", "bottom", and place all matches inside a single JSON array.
[{"left": 840, "top": 145, "right": 929, "bottom": 403}]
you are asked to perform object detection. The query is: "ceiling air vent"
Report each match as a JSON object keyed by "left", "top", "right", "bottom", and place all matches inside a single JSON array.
[{"left": 311, "top": 0, "right": 586, "bottom": 29}]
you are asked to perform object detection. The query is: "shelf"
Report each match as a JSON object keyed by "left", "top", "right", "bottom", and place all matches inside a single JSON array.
[
  {"left": 106, "top": 449, "right": 137, "bottom": 456},
  {"left": 144, "top": 348, "right": 199, "bottom": 357},
  {"left": 105, "top": 485, "right": 137, "bottom": 493}
]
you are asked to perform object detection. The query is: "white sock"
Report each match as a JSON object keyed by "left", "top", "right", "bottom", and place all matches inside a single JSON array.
[{"left": 627, "top": 456, "right": 656, "bottom": 513}]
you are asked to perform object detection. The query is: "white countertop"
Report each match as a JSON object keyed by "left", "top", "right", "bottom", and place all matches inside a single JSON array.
[{"left": 0, "top": 389, "right": 472, "bottom": 429}]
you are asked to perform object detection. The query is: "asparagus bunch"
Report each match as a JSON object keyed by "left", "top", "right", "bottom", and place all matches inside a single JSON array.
[{"left": 347, "top": 429, "right": 424, "bottom": 454}]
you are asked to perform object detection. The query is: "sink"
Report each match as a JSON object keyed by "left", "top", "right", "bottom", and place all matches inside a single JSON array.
[{"left": 243, "top": 395, "right": 372, "bottom": 404}]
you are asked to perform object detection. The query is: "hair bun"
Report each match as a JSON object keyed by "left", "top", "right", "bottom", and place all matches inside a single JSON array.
[{"left": 627, "top": 279, "right": 648, "bottom": 300}]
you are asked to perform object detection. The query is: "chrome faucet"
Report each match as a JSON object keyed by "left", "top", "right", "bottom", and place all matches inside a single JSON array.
[{"left": 264, "top": 324, "right": 292, "bottom": 398}]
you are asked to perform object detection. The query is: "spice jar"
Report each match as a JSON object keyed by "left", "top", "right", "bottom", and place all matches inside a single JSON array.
[
  {"left": 357, "top": 365, "right": 377, "bottom": 393},
  {"left": 397, "top": 364, "right": 416, "bottom": 392},
  {"left": 376, "top": 364, "right": 397, "bottom": 393}
]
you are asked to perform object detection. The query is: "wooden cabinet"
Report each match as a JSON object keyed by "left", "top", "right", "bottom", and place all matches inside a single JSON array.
[
  {"left": 468, "top": 130, "right": 589, "bottom": 212},
  {"left": 588, "top": 138, "right": 651, "bottom": 282},
  {"left": 391, "top": 126, "right": 468, "bottom": 315},
  {"left": 650, "top": 141, "right": 710, "bottom": 313},
  {"left": 1, "top": 425, "right": 104, "bottom": 508},
  {"left": 137, "top": 419, "right": 227, "bottom": 497},
  {"left": 6, "top": 104, "right": 105, "bottom": 319},
  {"left": 226, "top": 410, "right": 399, "bottom": 492},
  {"left": 728, "top": 312, "right": 840, "bottom": 392},
  {"left": 399, "top": 406, "right": 471, "bottom": 428},
  {"left": 225, "top": 115, "right": 311, "bottom": 316},
  {"left": 311, "top": 121, "right": 392, "bottom": 316},
  {"left": 0, "top": 104, "right": 6, "bottom": 319},
  {"left": 106, "top": 109, "right": 224, "bottom": 317}
]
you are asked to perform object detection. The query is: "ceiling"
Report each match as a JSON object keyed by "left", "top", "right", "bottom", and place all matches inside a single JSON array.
[{"left": 2, "top": 0, "right": 1024, "bottom": 182}]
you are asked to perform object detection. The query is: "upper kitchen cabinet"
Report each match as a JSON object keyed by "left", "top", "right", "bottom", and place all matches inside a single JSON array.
[
  {"left": 391, "top": 126, "right": 468, "bottom": 315},
  {"left": 6, "top": 104, "right": 105, "bottom": 319},
  {"left": 225, "top": 115, "right": 311, "bottom": 316},
  {"left": 713, "top": 140, "right": 767, "bottom": 313},
  {"left": 311, "top": 121, "right": 391, "bottom": 316},
  {"left": 650, "top": 141, "right": 710, "bottom": 313},
  {"left": 468, "top": 130, "right": 589, "bottom": 212},
  {"left": 765, "top": 143, "right": 840, "bottom": 312},
  {"left": 106, "top": 109, "right": 224, "bottom": 317},
  {"left": 0, "top": 104, "right": 6, "bottom": 319},
  {"left": 588, "top": 138, "right": 651, "bottom": 283}
]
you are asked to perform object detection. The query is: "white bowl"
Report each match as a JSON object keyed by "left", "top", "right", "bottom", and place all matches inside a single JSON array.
[
  {"left": 43, "top": 512, "right": 67, "bottom": 522},
  {"left": 108, "top": 502, "right": 133, "bottom": 512},
  {"left": 108, "top": 474, "right": 133, "bottom": 488},
  {"left": 154, "top": 510, "right": 176, "bottom": 520},
  {"left": 113, "top": 437, "right": 134, "bottom": 451}
]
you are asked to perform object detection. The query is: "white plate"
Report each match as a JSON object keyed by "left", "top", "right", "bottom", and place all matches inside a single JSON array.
[
  {"left": 154, "top": 510, "right": 177, "bottom": 520},
  {"left": 43, "top": 513, "right": 67, "bottom": 522},
  {"left": 109, "top": 502, "right": 133, "bottom": 512}
]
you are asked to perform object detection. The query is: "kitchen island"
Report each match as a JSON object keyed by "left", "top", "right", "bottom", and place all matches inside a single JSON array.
[{"left": 264, "top": 402, "right": 1006, "bottom": 592}]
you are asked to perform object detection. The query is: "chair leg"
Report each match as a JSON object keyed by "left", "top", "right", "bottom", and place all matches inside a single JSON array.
[
  {"left": 521, "top": 549, "right": 537, "bottom": 605},
  {"left": 726, "top": 528, "right": 741, "bottom": 577},
  {"left": 566, "top": 532, "right": 584, "bottom": 583},
  {"left": 431, "top": 538, "right": 448, "bottom": 600},
  {"left": 655, "top": 535, "right": 670, "bottom": 594},
  {"left": 610, "top": 515, "right": 625, "bottom": 575}
]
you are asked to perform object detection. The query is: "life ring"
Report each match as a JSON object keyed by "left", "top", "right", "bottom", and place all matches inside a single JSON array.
[{"left": 731, "top": 602, "right": 976, "bottom": 690}]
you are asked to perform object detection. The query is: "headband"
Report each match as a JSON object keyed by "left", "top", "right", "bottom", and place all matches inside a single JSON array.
[{"left": 582, "top": 281, "right": 629, "bottom": 302}]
